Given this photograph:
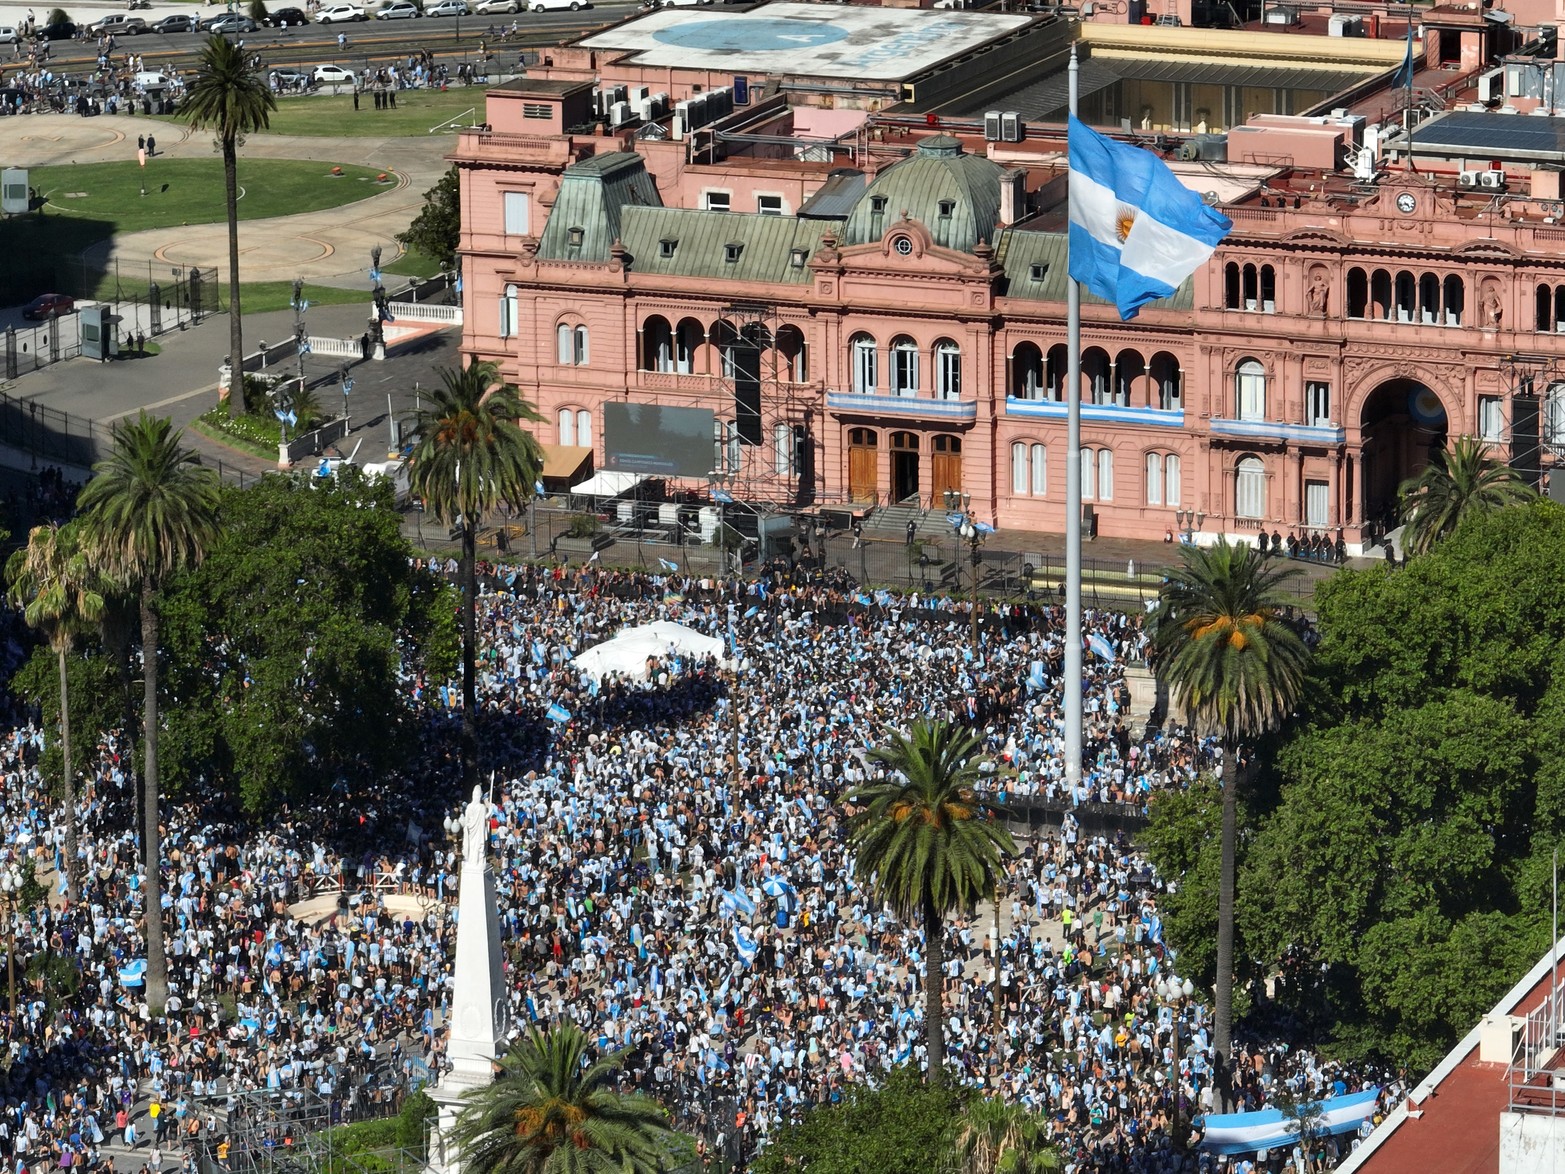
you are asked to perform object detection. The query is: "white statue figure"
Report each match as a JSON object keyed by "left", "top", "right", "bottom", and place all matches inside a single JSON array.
[{"left": 463, "top": 785, "right": 487, "bottom": 867}]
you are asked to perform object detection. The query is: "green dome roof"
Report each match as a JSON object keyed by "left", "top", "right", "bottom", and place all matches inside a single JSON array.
[{"left": 842, "top": 135, "right": 1004, "bottom": 253}]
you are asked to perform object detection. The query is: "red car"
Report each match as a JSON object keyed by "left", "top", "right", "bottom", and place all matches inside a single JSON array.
[{"left": 21, "top": 293, "right": 75, "bottom": 320}]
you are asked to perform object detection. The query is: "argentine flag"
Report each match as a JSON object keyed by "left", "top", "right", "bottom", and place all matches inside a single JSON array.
[
  {"left": 545, "top": 701, "right": 572, "bottom": 723},
  {"left": 733, "top": 926, "right": 759, "bottom": 965},
  {"left": 1067, "top": 116, "right": 1232, "bottom": 320}
]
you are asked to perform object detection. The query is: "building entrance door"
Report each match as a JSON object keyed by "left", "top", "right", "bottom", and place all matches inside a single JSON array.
[
  {"left": 891, "top": 431, "right": 920, "bottom": 504},
  {"left": 847, "top": 428, "right": 878, "bottom": 503},
  {"left": 931, "top": 434, "right": 962, "bottom": 503}
]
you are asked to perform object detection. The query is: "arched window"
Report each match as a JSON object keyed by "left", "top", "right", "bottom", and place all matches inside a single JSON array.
[
  {"left": 1047, "top": 345, "right": 1068, "bottom": 402},
  {"left": 557, "top": 323, "right": 573, "bottom": 366},
  {"left": 1418, "top": 273, "right": 1440, "bottom": 325},
  {"left": 1394, "top": 271, "right": 1416, "bottom": 323},
  {"left": 1151, "top": 353, "right": 1181, "bottom": 410},
  {"left": 1259, "top": 265, "right": 1276, "bottom": 312},
  {"left": 1083, "top": 348, "right": 1110, "bottom": 405},
  {"left": 1224, "top": 262, "right": 1241, "bottom": 310},
  {"left": 1235, "top": 359, "right": 1266, "bottom": 421},
  {"left": 1012, "top": 342, "right": 1044, "bottom": 400},
  {"left": 1443, "top": 275, "right": 1465, "bottom": 325},
  {"left": 1012, "top": 442, "right": 1029, "bottom": 495},
  {"left": 1538, "top": 284, "right": 1554, "bottom": 333},
  {"left": 1347, "top": 268, "right": 1368, "bottom": 318},
  {"left": 775, "top": 422, "right": 795, "bottom": 476},
  {"left": 851, "top": 333, "right": 877, "bottom": 394},
  {"left": 673, "top": 318, "right": 701, "bottom": 374},
  {"left": 1080, "top": 446, "right": 1095, "bottom": 501},
  {"left": 1145, "top": 452, "right": 1163, "bottom": 506},
  {"left": 1236, "top": 455, "right": 1266, "bottom": 519},
  {"left": 776, "top": 325, "right": 807, "bottom": 383},
  {"left": 1114, "top": 350, "right": 1143, "bottom": 407},
  {"left": 1371, "top": 269, "right": 1392, "bottom": 320},
  {"left": 1031, "top": 444, "right": 1047, "bottom": 496},
  {"left": 934, "top": 340, "right": 961, "bottom": 400},
  {"left": 576, "top": 409, "right": 592, "bottom": 450},
  {"left": 499, "top": 284, "right": 519, "bottom": 338},
  {"left": 1098, "top": 448, "right": 1114, "bottom": 501},
  {"left": 714, "top": 419, "right": 741, "bottom": 473},
  {"left": 557, "top": 408, "right": 575, "bottom": 447},
  {"left": 643, "top": 315, "right": 673, "bottom": 372},
  {"left": 890, "top": 337, "right": 919, "bottom": 396},
  {"left": 1164, "top": 453, "right": 1181, "bottom": 507},
  {"left": 574, "top": 325, "right": 589, "bottom": 365}
]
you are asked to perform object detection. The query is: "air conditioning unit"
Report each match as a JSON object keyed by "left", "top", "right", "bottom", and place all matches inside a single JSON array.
[
  {"left": 1264, "top": 7, "right": 1299, "bottom": 24},
  {"left": 1000, "top": 111, "right": 1024, "bottom": 142},
  {"left": 984, "top": 110, "right": 1003, "bottom": 141},
  {"left": 1480, "top": 169, "right": 1506, "bottom": 188},
  {"left": 608, "top": 101, "right": 632, "bottom": 128},
  {"left": 630, "top": 86, "right": 649, "bottom": 105},
  {"left": 1458, "top": 169, "right": 1481, "bottom": 187},
  {"left": 670, "top": 114, "right": 688, "bottom": 141},
  {"left": 637, "top": 96, "right": 657, "bottom": 122}
]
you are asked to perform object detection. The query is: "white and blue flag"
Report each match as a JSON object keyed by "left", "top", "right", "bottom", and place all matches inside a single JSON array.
[
  {"left": 545, "top": 701, "right": 571, "bottom": 723},
  {"left": 733, "top": 926, "right": 759, "bottom": 965},
  {"left": 1201, "top": 1088, "right": 1381, "bottom": 1156},
  {"left": 1067, "top": 115, "right": 1232, "bottom": 320},
  {"left": 1087, "top": 633, "right": 1117, "bottom": 661}
]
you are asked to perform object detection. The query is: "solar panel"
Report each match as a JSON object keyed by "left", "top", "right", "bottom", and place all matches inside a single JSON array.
[{"left": 1415, "top": 111, "right": 1565, "bottom": 158}]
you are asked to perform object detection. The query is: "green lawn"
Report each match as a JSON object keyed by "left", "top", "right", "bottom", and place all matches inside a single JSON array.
[
  {"left": 209, "top": 86, "right": 487, "bottom": 138},
  {"left": 31, "top": 158, "right": 392, "bottom": 231},
  {"left": 380, "top": 245, "right": 441, "bottom": 278}
]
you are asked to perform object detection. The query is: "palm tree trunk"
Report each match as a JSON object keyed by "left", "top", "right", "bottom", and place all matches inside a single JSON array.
[
  {"left": 924, "top": 889, "right": 945, "bottom": 1087},
  {"left": 140, "top": 577, "right": 168, "bottom": 1014},
  {"left": 460, "top": 520, "right": 478, "bottom": 792},
  {"left": 56, "top": 645, "right": 78, "bottom": 903},
  {"left": 223, "top": 133, "right": 246, "bottom": 414},
  {"left": 1213, "top": 737, "right": 1238, "bottom": 1112}
]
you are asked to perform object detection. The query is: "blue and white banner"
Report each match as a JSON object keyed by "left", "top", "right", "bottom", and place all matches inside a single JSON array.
[
  {"left": 545, "top": 701, "right": 571, "bottom": 723},
  {"left": 733, "top": 926, "right": 759, "bottom": 965},
  {"left": 721, "top": 887, "right": 757, "bottom": 917},
  {"left": 1067, "top": 116, "right": 1232, "bottom": 321},
  {"left": 658, "top": 558, "right": 679, "bottom": 572},
  {"left": 1087, "top": 633, "right": 1118, "bottom": 661},
  {"left": 1200, "top": 1088, "right": 1381, "bottom": 1156}
]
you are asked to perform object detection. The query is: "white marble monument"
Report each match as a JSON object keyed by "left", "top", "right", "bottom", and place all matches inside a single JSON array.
[{"left": 427, "top": 786, "right": 509, "bottom": 1174}]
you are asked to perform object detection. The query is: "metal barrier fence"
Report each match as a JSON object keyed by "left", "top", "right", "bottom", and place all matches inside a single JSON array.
[{"left": 0, "top": 384, "right": 110, "bottom": 469}]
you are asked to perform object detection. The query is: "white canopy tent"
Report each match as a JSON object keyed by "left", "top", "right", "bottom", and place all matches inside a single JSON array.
[
  {"left": 572, "top": 620, "right": 730, "bottom": 681},
  {"left": 570, "top": 470, "right": 646, "bottom": 498}
]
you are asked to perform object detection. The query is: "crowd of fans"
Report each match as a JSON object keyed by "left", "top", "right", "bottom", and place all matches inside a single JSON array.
[{"left": 0, "top": 553, "right": 1398, "bottom": 1174}]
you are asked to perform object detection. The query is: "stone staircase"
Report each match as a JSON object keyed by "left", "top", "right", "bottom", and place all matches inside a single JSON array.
[{"left": 865, "top": 498, "right": 958, "bottom": 546}]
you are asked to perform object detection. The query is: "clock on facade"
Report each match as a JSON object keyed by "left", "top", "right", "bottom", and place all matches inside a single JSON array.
[{"left": 1396, "top": 192, "right": 1417, "bottom": 214}]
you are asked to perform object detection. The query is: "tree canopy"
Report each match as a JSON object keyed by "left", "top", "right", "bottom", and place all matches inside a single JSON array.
[
  {"left": 397, "top": 165, "right": 462, "bottom": 268},
  {"left": 156, "top": 469, "right": 456, "bottom": 813},
  {"left": 1144, "top": 500, "right": 1565, "bottom": 1072}
]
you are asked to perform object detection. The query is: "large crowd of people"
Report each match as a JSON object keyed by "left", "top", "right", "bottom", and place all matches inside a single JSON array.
[{"left": 0, "top": 555, "right": 1398, "bottom": 1174}]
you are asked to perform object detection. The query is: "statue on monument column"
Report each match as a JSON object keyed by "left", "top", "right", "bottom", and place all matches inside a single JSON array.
[{"left": 463, "top": 785, "right": 487, "bottom": 867}]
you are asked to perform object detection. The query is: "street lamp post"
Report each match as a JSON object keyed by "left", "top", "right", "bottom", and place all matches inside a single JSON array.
[
  {"left": 1, "top": 865, "right": 22, "bottom": 1020},
  {"left": 290, "top": 279, "right": 311, "bottom": 406},
  {"left": 1158, "top": 973, "right": 1195, "bottom": 1149},
  {"left": 958, "top": 514, "right": 985, "bottom": 650},
  {"left": 1174, "top": 507, "right": 1205, "bottom": 545},
  {"left": 709, "top": 471, "right": 736, "bottom": 576},
  {"left": 340, "top": 365, "right": 355, "bottom": 430}
]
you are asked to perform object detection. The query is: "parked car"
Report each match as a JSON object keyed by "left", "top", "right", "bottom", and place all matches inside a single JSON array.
[
  {"left": 313, "top": 63, "right": 356, "bottom": 84},
  {"left": 315, "top": 4, "right": 368, "bottom": 20},
  {"left": 0, "top": 26, "right": 19, "bottom": 44},
  {"left": 89, "top": 13, "right": 148, "bottom": 35},
  {"left": 377, "top": 2, "right": 421, "bottom": 18},
  {"left": 21, "top": 294, "right": 75, "bottom": 321},
  {"left": 423, "top": 0, "right": 469, "bottom": 16},
  {"left": 530, "top": 0, "right": 585, "bottom": 8},
  {"left": 264, "top": 6, "right": 311, "bottom": 25},
  {"left": 134, "top": 70, "right": 172, "bottom": 89},
  {"left": 271, "top": 67, "right": 311, "bottom": 88},
  {"left": 473, "top": 0, "right": 519, "bottom": 12},
  {"left": 208, "top": 13, "right": 258, "bottom": 33},
  {"left": 149, "top": 13, "right": 197, "bottom": 32}
]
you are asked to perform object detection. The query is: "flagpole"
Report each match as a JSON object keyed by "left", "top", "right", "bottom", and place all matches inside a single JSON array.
[{"left": 1064, "top": 43, "right": 1084, "bottom": 803}]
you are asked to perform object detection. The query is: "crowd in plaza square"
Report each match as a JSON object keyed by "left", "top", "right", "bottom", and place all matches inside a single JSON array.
[{"left": 0, "top": 558, "right": 1398, "bottom": 1173}]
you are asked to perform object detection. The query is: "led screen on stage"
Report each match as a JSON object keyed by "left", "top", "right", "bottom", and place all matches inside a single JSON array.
[{"left": 603, "top": 402, "right": 716, "bottom": 479}]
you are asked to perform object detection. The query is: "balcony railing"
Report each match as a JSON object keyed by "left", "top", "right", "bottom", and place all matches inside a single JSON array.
[
  {"left": 1004, "top": 398, "right": 1186, "bottom": 428},
  {"left": 1507, "top": 984, "right": 1565, "bottom": 1116},
  {"left": 825, "top": 390, "right": 977, "bottom": 421},
  {"left": 1209, "top": 417, "right": 1347, "bottom": 446}
]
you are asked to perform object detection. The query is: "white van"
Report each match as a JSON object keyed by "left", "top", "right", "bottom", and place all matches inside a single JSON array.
[{"left": 135, "top": 70, "right": 172, "bottom": 90}]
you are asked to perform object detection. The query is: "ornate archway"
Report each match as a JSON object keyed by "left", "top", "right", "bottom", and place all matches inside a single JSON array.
[{"left": 1359, "top": 378, "right": 1449, "bottom": 529}]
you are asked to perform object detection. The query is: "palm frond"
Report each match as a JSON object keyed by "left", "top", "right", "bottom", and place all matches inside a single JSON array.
[
  {"left": 183, "top": 34, "right": 276, "bottom": 140},
  {"left": 1398, "top": 434, "right": 1537, "bottom": 557}
]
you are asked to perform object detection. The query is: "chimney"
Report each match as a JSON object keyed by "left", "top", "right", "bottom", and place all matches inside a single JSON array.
[{"left": 999, "top": 169, "right": 1027, "bottom": 226}]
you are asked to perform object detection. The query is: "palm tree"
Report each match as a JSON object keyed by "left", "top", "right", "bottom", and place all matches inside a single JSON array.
[
  {"left": 77, "top": 413, "right": 221, "bottom": 1013},
  {"left": 408, "top": 358, "right": 542, "bottom": 790},
  {"left": 942, "top": 1098, "right": 1058, "bottom": 1174},
  {"left": 846, "top": 719, "right": 1016, "bottom": 1087},
  {"left": 449, "top": 1021, "right": 676, "bottom": 1174},
  {"left": 1149, "top": 539, "right": 1310, "bottom": 1108},
  {"left": 182, "top": 34, "right": 276, "bottom": 414},
  {"left": 5, "top": 521, "right": 108, "bottom": 902},
  {"left": 1398, "top": 434, "right": 1536, "bottom": 557}
]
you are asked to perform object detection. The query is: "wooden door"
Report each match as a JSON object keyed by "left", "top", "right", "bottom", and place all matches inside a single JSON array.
[
  {"left": 931, "top": 453, "right": 962, "bottom": 502},
  {"left": 848, "top": 445, "right": 878, "bottom": 503}
]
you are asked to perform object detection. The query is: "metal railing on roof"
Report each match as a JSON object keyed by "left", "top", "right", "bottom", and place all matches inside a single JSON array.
[{"left": 1507, "top": 983, "right": 1565, "bottom": 1115}]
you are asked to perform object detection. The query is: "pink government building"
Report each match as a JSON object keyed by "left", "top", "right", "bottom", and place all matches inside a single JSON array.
[{"left": 449, "top": 0, "right": 1565, "bottom": 549}]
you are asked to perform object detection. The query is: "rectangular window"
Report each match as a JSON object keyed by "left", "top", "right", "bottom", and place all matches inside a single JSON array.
[
  {"left": 776, "top": 422, "right": 794, "bottom": 476},
  {"left": 1305, "top": 381, "right": 1332, "bottom": 427},
  {"left": 1306, "top": 479, "right": 1329, "bottom": 528},
  {"left": 503, "top": 191, "right": 530, "bottom": 236},
  {"left": 1237, "top": 365, "right": 1266, "bottom": 421},
  {"left": 557, "top": 408, "right": 575, "bottom": 447},
  {"left": 577, "top": 409, "right": 593, "bottom": 450},
  {"left": 1031, "top": 443, "right": 1047, "bottom": 496},
  {"left": 1080, "top": 447, "right": 1095, "bottom": 501},
  {"left": 1145, "top": 452, "right": 1163, "bottom": 506},
  {"left": 853, "top": 340, "right": 876, "bottom": 394},
  {"left": 1165, "top": 453, "right": 1181, "bottom": 507},
  {"left": 1478, "top": 395, "right": 1505, "bottom": 441},
  {"left": 1012, "top": 443, "right": 1029, "bottom": 495},
  {"left": 1097, "top": 448, "right": 1114, "bottom": 501},
  {"left": 757, "top": 194, "right": 784, "bottom": 216},
  {"left": 704, "top": 190, "right": 731, "bottom": 212},
  {"left": 556, "top": 324, "right": 573, "bottom": 366}
]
